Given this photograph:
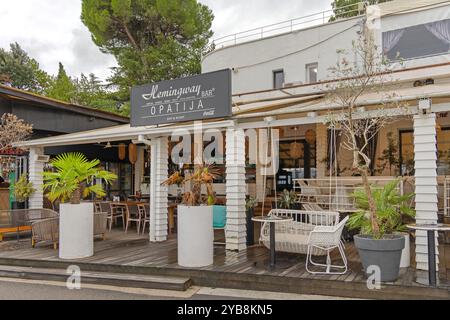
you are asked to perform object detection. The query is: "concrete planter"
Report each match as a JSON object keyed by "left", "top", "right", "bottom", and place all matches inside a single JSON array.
[
  {"left": 177, "top": 205, "right": 213, "bottom": 267},
  {"left": 59, "top": 203, "right": 94, "bottom": 260},
  {"left": 354, "top": 234, "right": 405, "bottom": 282},
  {"left": 396, "top": 232, "right": 410, "bottom": 268}
]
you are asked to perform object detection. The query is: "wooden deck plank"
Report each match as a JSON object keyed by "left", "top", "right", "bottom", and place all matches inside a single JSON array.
[{"left": 0, "top": 228, "right": 448, "bottom": 292}]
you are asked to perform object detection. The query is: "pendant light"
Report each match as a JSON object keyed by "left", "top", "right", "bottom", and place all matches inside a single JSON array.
[
  {"left": 290, "top": 127, "right": 303, "bottom": 159},
  {"left": 129, "top": 143, "right": 138, "bottom": 164},
  {"left": 118, "top": 143, "right": 126, "bottom": 160}
]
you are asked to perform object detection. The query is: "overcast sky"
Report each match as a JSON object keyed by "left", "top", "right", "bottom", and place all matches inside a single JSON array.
[{"left": 0, "top": 0, "right": 332, "bottom": 81}]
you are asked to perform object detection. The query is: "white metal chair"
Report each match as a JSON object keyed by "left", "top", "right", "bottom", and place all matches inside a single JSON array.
[
  {"left": 260, "top": 209, "right": 339, "bottom": 255},
  {"left": 306, "top": 215, "right": 349, "bottom": 275}
]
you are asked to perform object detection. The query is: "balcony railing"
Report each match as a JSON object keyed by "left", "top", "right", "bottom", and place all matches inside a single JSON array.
[{"left": 211, "top": 2, "right": 365, "bottom": 49}]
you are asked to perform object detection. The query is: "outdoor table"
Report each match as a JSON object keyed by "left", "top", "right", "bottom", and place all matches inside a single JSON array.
[
  {"left": 407, "top": 223, "right": 450, "bottom": 287},
  {"left": 252, "top": 215, "right": 293, "bottom": 270}
]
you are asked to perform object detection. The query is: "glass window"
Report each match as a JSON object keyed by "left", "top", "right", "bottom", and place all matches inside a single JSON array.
[
  {"left": 383, "top": 19, "right": 450, "bottom": 61},
  {"left": 437, "top": 127, "right": 450, "bottom": 175},
  {"left": 306, "top": 63, "right": 318, "bottom": 83},
  {"left": 273, "top": 70, "right": 284, "bottom": 89},
  {"left": 399, "top": 130, "right": 414, "bottom": 176}
]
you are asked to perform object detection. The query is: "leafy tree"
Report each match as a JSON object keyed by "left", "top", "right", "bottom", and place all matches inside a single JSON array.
[
  {"left": 46, "top": 63, "right": 77, "bottom": 102},
  {"left": 0, "top": 42, "right": 51, "bottom": 93},
  {"left": 330, "top": 0, "right": 392, "bottom": 21},
  {"left": 81, "top": 0, "right": 214, "bottom": 100}
]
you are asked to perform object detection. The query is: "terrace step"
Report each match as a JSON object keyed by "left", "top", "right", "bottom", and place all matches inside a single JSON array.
[{"left": 0, "top": 265, "right": 191, "bottom": 291}]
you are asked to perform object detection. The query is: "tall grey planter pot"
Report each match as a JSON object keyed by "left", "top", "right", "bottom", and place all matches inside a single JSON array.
[{"left": 354, "top": 234, "right": 405, "bottom": 282}]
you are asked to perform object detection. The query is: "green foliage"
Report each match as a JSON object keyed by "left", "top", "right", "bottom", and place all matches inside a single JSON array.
[
  {"left": 43, "top": 152, "right": 117, "bottom": 204},
  {"left": 330, "top": 0, "right": 392, "bottom": 21},
  {"left": 347, "top": 179, "right": 415, "bottom": 239},
  {"left": 46, "top": 63, "right": 76, "bottom": 102},
  {"left": 246, "top": 197, "right": 257, "bottom": 210},
  {"left": 81, "top": 0, "right": 214, "bottom": 100},
  {"left": 377, "top": 132, "right": 399, "bottom": 176},
  {"left": 13, "top": 175, "right": 36, "bottom": 202},
  {"left": 0, "top": 42, "right": 52, "bottom": 93},
  {"left": 278, "top": 189, "right": 298, "bottom": 209}
]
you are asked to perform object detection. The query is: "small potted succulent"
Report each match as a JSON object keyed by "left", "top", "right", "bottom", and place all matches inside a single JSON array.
[
  {"left": 12, "top": 175, "right": 35, "bottom": 209},
  {"left": 278, "top": 189, "right": 300, "bottom": 209},
  {"left": 163, "top": 164, "right": 220, "bottom": 267},
  {"left": 348, "top": 179, "right": 415, "bottom": 282}
]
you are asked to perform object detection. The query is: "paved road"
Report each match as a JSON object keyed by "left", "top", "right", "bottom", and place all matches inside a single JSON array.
[{"left": 0, "top": 277, "right": 350, "bottom": 300}]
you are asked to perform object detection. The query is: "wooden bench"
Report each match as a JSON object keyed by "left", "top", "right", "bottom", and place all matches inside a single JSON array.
[{"left": 0, "top": 226, "right": 32, "bottom": 241}]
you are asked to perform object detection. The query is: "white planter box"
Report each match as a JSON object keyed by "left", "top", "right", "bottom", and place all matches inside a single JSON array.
[
  {"left": 59, "top": 203, "right": 94, "bottom": 259},
  {"left": 177, "top": 205, "right": 213, "bottom": 267}
]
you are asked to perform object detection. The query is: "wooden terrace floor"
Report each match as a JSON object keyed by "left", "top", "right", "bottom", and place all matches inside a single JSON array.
[{"left": 0, "top": 229, "right": 449, "bottom": 299}]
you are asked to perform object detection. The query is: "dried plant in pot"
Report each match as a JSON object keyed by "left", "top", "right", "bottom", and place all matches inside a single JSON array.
[{"left": 163, "top": 164, "right": 220, "bottom": 267}]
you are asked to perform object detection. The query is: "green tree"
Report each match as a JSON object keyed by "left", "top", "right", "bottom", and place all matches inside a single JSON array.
[
  {"left": 46, "top": 62, "right": 77, "bottom": 102},
  {"left": 330, "top": 0, "right": 392, "bottom": 21},
  {"left": 0, "top": 42, "right": 51, "bottom": 93},
  {"left": 81, "top": 0, "right": 214, "bottom": 102},
  {"left": 73, "top": 73, "right": 124, "bottom": 115}
]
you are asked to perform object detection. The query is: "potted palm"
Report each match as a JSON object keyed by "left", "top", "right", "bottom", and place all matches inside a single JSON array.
[
  {"left": 43, "top": 153, "right": 117, "bottom": 259},
  {"left": 163, "top": 164, "right": 219, "bottom": 267},
  {"left": 348, "top": 179, "right": 415, "bottom": 282},
  {"left": 12, "top": 175, "right": 35, "bottom": 209}
]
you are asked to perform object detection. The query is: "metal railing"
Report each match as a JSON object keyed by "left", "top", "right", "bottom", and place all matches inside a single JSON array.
[
  {"left": 211, "top": 2, "right": 364, "bottom": 49},
  {"left": 292, "top": 177, "right": 405, "bottom": 212}
]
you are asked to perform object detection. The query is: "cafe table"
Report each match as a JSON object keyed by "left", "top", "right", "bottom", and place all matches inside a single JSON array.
[
  {"left": 407, "top": 223, "right": 450, "bottom": 287},
  {"left": 251, "top": 215, "right": 293, "bottom": 270}
]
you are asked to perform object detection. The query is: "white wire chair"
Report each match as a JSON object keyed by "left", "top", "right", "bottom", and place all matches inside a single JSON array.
[
  {"left": 306, "top": 215, "right": 349, "bottom": 275},
  {"left": 260, "top": 209, "right": 340, "bottom": 255}
]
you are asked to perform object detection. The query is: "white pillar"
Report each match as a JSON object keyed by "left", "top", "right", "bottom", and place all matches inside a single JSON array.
[
  {"left": 413, "top": 113, "right": 439, "bottom": 271},
  {"left": 28, "top": 147, "right": 45, "bottom": 209},
  {"left": 225, "top": 128, "right": 247, "bottom": 251},
  {"left": 149, "top": 137, "right": 168, "bottom": 242}
]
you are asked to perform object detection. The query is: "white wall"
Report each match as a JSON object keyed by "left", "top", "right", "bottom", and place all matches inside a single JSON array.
[
  {"left": 202, "top": 4, "right": 450, "bottom": 95},
  {"left": 203, "top": 18, "right": 360, "bottom": 94}
]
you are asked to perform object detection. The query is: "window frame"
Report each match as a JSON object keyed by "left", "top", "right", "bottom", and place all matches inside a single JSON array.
[
  {"left": 305, "top": 63, "right": 318, "bottom": 84},
  {"left": 273, "top": 69, "right": 285, "bottom": 89}
]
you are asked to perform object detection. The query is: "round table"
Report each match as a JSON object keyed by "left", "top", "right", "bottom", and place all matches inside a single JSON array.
[
  {"left": 252, "top": 216, "right": 293, "bottom": 270},
  {"left": 407, "top": 223, "right": 450, "bottom": 287}
]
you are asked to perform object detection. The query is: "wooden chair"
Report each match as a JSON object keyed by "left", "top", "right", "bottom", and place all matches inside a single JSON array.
[
  {"left": 94, "top": 212, "right": 108, "bottom": 240},
  {"left": 125, "top": 204, "right": 142, "bottom": 234},
  {"left": 109, "top": 203, "right": 125, "bottom": 231},
  {"left": 31, "top": 217, "right": 59, "bottom": 249},
  {"left": 138, "top": 204, "right": 150, "bottom": 234}
]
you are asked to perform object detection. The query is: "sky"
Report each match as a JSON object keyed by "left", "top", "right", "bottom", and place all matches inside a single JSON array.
[{"left": 0, "top": 0, "right": 332, "bottom": 81}]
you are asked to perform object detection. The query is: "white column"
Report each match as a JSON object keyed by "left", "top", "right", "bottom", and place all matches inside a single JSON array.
[
  {"left": 225, "top": 128, "right": 247, "bottom": 251},
  {"left": 134, "top": 146, "right": 145, "bottom": 193},
  {"left": 28, "top": 147, "right": 45, "bottom": 209},
  {"left": 149, "top": 137, "right": 168, "bottom": 242},
  {"left": 413, "top": 113, "right": 439, "bottom": 271}
]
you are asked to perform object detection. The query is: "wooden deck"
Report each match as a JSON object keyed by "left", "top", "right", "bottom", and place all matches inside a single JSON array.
[{"left": 0, "top": 230, "right": 449, "bottom": 299}]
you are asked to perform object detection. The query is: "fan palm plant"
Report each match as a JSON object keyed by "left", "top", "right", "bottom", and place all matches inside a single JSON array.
[
  {"left": 347, "top": 178, "right": 415, "bottom": 239},
  {"left": 43, "top": 153, "right": 117, "bottom": 204}
]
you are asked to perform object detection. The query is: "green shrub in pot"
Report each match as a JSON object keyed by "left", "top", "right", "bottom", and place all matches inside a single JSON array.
[{"left": 348, "top": 178, "right": 415, "bottom": 282}]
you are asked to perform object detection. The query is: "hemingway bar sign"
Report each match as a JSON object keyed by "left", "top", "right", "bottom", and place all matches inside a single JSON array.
[{"left": 130, "top": 69, "right": 232, "bottom": 127}]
